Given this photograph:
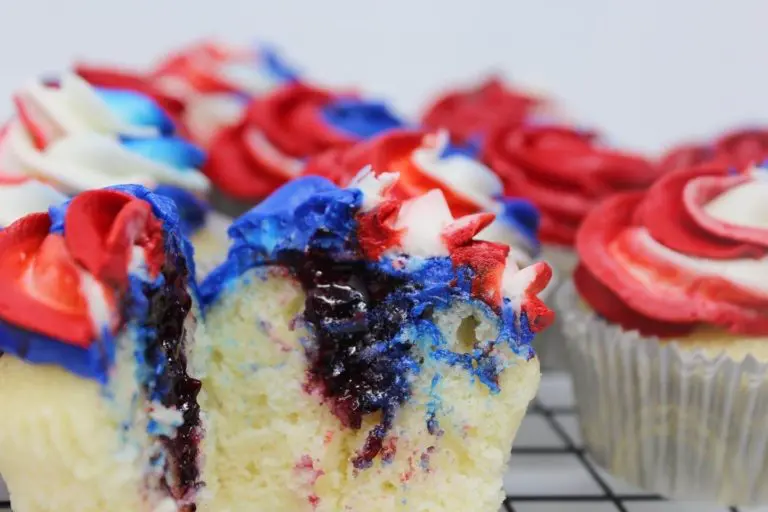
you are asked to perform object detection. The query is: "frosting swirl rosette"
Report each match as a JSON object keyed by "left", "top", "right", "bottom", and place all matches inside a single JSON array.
[
  {"left": 78, "top": 41, "right": 299, "bottom": 147},
  {"left": 660, "top": 127, "right": 768, "bottom": 174},
  {"left": 303, "top": 129, "right": 540, "bottom": 265},
  {"left": 421, "top": 77, "right": 550, "bottom": 144},
  {"left": 206, "top": 81, "right": 405, "bottom": 201},
  {"left": 482, "top": 124, "right": 660, "bottom": 246},
  {"left": 575, "top": 162, "right": 768, "bottom": 337}
]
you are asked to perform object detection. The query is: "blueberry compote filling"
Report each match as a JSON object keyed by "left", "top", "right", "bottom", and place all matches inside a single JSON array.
[
  {"left": 140, "top": 255, "right": 202, "bottom": 509},
  {"left": 280, "top": 250, "right": 418, "bottom": 470}
]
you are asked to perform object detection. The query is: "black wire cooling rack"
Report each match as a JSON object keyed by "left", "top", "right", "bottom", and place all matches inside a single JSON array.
[{"left": 0, "top": 373, "right": 755, "bottom": 512}]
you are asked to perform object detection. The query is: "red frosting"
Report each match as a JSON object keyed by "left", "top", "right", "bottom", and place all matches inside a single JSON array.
[
  {"left": 304, "top": 129, "right": 485, "bottom": 219},
  {"left": 205, "top": 82, "right": 360, "bottom": 200},
  {"left": 575, "top": 164, "right": 768, "bottom": 337},
  {"left": 660, "top": 128, "right": 768, "bottom": 173},
  {"left": 0, "top": 190, "right": 165, "bottom": 346},
  {"left": 482, "top": 125, "right": 659, "bottom": 246},
  {"left": 421, "top": 77, "right": 546, "bottom": 144}
]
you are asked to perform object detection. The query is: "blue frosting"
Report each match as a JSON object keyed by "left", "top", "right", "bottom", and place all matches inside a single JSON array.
[
  {"left": 321, "top": 98, "right": 404, "bottom": 140},
  {"left": 0, "top": 185, "right": 199, "bottom": 382},
  {"left": 495, "top": 197, "right": 541, "bottom": 252},
  {"left": 257, "top": 44, "right": 300, "bottom": 83},
  {"left": 95, "top": 88, "right": 176, "bottom": 136},
  {"left": 201, "top": 177, "right": 536, "bottom": 465},
  {"left": 119, "top": 135, "right": 206, "bottom": 172}
]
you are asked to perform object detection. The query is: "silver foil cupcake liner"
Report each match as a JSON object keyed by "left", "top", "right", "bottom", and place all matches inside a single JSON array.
[
  {"left": 557, "top": 280, "right": 768, "bottom": 505},
  {"left": 533, "top": 244, "right": 578, "bottom": 372}
]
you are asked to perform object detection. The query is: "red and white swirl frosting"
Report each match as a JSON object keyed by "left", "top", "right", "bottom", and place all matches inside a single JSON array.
[
  {"left": 0, "top": 189, "right": 165, "bottom": 346},
  {"left": 421, "top": 77, "right": 550, "bottom": 144},
  {"left": 304, "top": 129, "right": 537, "bottom": 263},
  {"left": 482, "top": 125, "right": 660, "bottom": 246},
  {"left": 660, "top": 127, "right": 768, "bottom": 174},
  {"left": 575, "top": 163, "right": 768, "bottom": 337}
]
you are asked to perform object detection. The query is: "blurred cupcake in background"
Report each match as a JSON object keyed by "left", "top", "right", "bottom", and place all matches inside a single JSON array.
[
  {"left": 205, "top": 81, "right": 405, "bottom": 215},
  {"left": 660, "top": 127, "right": 768, "bottom": 173},
  {"left": 0, "top": 72, "right": 228, "bottom": 277},
  {"left": 421, "top": 76, "right": 552, "bottom": 144},
  {"left": 78, "top": 40, "right": 299, "bottom": 147},
  {"left": 558, "top": 161, "right": 768, "bottom": 505},
  {"left": 303, "top": 129, "right": 541, "bottom": 269}
]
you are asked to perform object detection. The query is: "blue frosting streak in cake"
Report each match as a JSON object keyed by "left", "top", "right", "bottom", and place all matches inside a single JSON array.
[
  {"left": 321, "top": 98, "right": 405, "bottom": 140},
  {"left": 201, "top": 176, "right": 537, "bottom": 466}
]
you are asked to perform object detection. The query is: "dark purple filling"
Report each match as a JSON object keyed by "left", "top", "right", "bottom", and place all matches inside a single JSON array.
[
  {"left": 143, "top": 258, "right": 202, "bottom": 509},
  {"left": 281, "top": 250, "right": 419, "bottom": 469}
]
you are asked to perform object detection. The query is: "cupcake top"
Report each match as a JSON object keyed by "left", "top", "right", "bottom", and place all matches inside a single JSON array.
[
  {"left": 205, "top": 81, "right": 405, "bottom": 200},
  {"left": 421, "top": 77, "right": 549, "bottom": 144},
  {"left": 660, "top": 127, "right": 768, "bottom": 174},
  {"left": 0, "top": 73, "right": 211, "bottom": 235},
  {"left": 483, "top": 124, "right": 660, "bottom": 246},
  {"left": 575, "top": 162, "right": 768, "bottom": 337},
  {"left": 303, "top": 129, "right": 541, "bottom": 265},
  {"left": 202, "top": 170, "right": 552, "bottom": 467},
  {"left": 0, "top": 177, "right": 67, "bottom": 227},
  {"left": 0, "top": 185, "right": 197, "bottom": 381}
]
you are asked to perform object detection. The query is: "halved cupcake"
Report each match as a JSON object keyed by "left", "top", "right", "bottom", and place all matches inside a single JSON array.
[
  {"left": 0, "top": 186, "right": 206, "bottom": 512},
  {"left": 199, "top": 170, "right": 552, "bottom": 511}
]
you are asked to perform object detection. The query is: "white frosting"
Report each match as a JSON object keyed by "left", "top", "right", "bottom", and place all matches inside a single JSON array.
[
  {"left": 78, "top": 269, "right": 116, "bottom": 335},
  {"left": 392, "top": 190, "right": 453, "bottom": 257},
  {"left": 409, "top": 130, "right": 535, "bottom": 257},
  {"left": 184, "top": 92, "right": 246, "bottom": 146},
  {"left": 0, "top": 180, "right": 66, "bottom": 226},
  {"left": 0, "top": 73, "right": 209, "bottom": 195},
  {"left": 702, "top": 179, "right": 768, "bottom": 231},
  {"left": 349, "top": 166, "right": 398, "bottom": 212},
  {"left": 633, "top": 228, "right": 768, "bottom": 294}
]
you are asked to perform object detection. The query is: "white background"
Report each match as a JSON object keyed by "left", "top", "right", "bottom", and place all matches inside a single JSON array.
[{"left": 1, "top": 0, "right": 767, "bottom": 154}]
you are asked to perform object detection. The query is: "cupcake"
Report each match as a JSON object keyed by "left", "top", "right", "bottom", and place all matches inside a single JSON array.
[
  {"left": 205, "top": 81, "right": 405, "bottom": 215},
  {"left": 0, "top": 72, "right": 229, "bottom": 278},
  {"left": 199, "top": 170, "right": 553, "bottom": 511},
  {"left": 558, "top": 162, "right": 768, "bottom": 504},
  {"left": 660, "top": 127, "right": 768, "bottom": 173},
  {"left": 0, "top": 186, "right": 206, "bottom": 512},
  {"left": 78, "top": 40, "right": 299, "bottom": 148},
  {"left": 303, "top": 129, "right": 541, "bottom": 268},
  {"left": 0, "top": 176, "right": 67, "bottom": 227},
  {"left": 482, "top": 124, "right": 660, "bottom": 368},
  {"left": 421, "top": 77, "right": 550, "bottom": 145}
]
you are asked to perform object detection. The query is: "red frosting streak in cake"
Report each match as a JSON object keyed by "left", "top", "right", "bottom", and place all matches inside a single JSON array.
[
  {"left": 482, "top": 125, "right": 659, "bottom": 246},
  {"left": 205, "top": 82, "right": 358, "bottom": 200},
  {"left": 0, "top": 190, "right": 166, "bottom": 347},
  {"left": 421, "top": 77, "right": 545, "bottom": 144},
  {"left": 576, "top": 167, "right": 768, "bottom": 336}
]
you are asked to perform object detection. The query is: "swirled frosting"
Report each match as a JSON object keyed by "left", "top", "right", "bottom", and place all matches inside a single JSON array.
[
  {"left": 0, "top": 185, "right": 197, "bottom": 379},
  {"left": 303, "top": 129, "right": 541, "bottom": 264},
  {"left": 660, "top": 127, "right": 768, "bottom": 174},
  {"left": 482, "top": 124, "right": 659, "bottom": 246},
  {"left": 205, "top": 81, "right": 405, "bottom": 200},
  {"left": 421, "top": 77, "right": 549, "bottom": 144},
  {"left": 0, "top": 73, "right": 211, "bottom": 234},
  {"left": 575, "top": 163, "right": 768, "bottom": 337}
]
